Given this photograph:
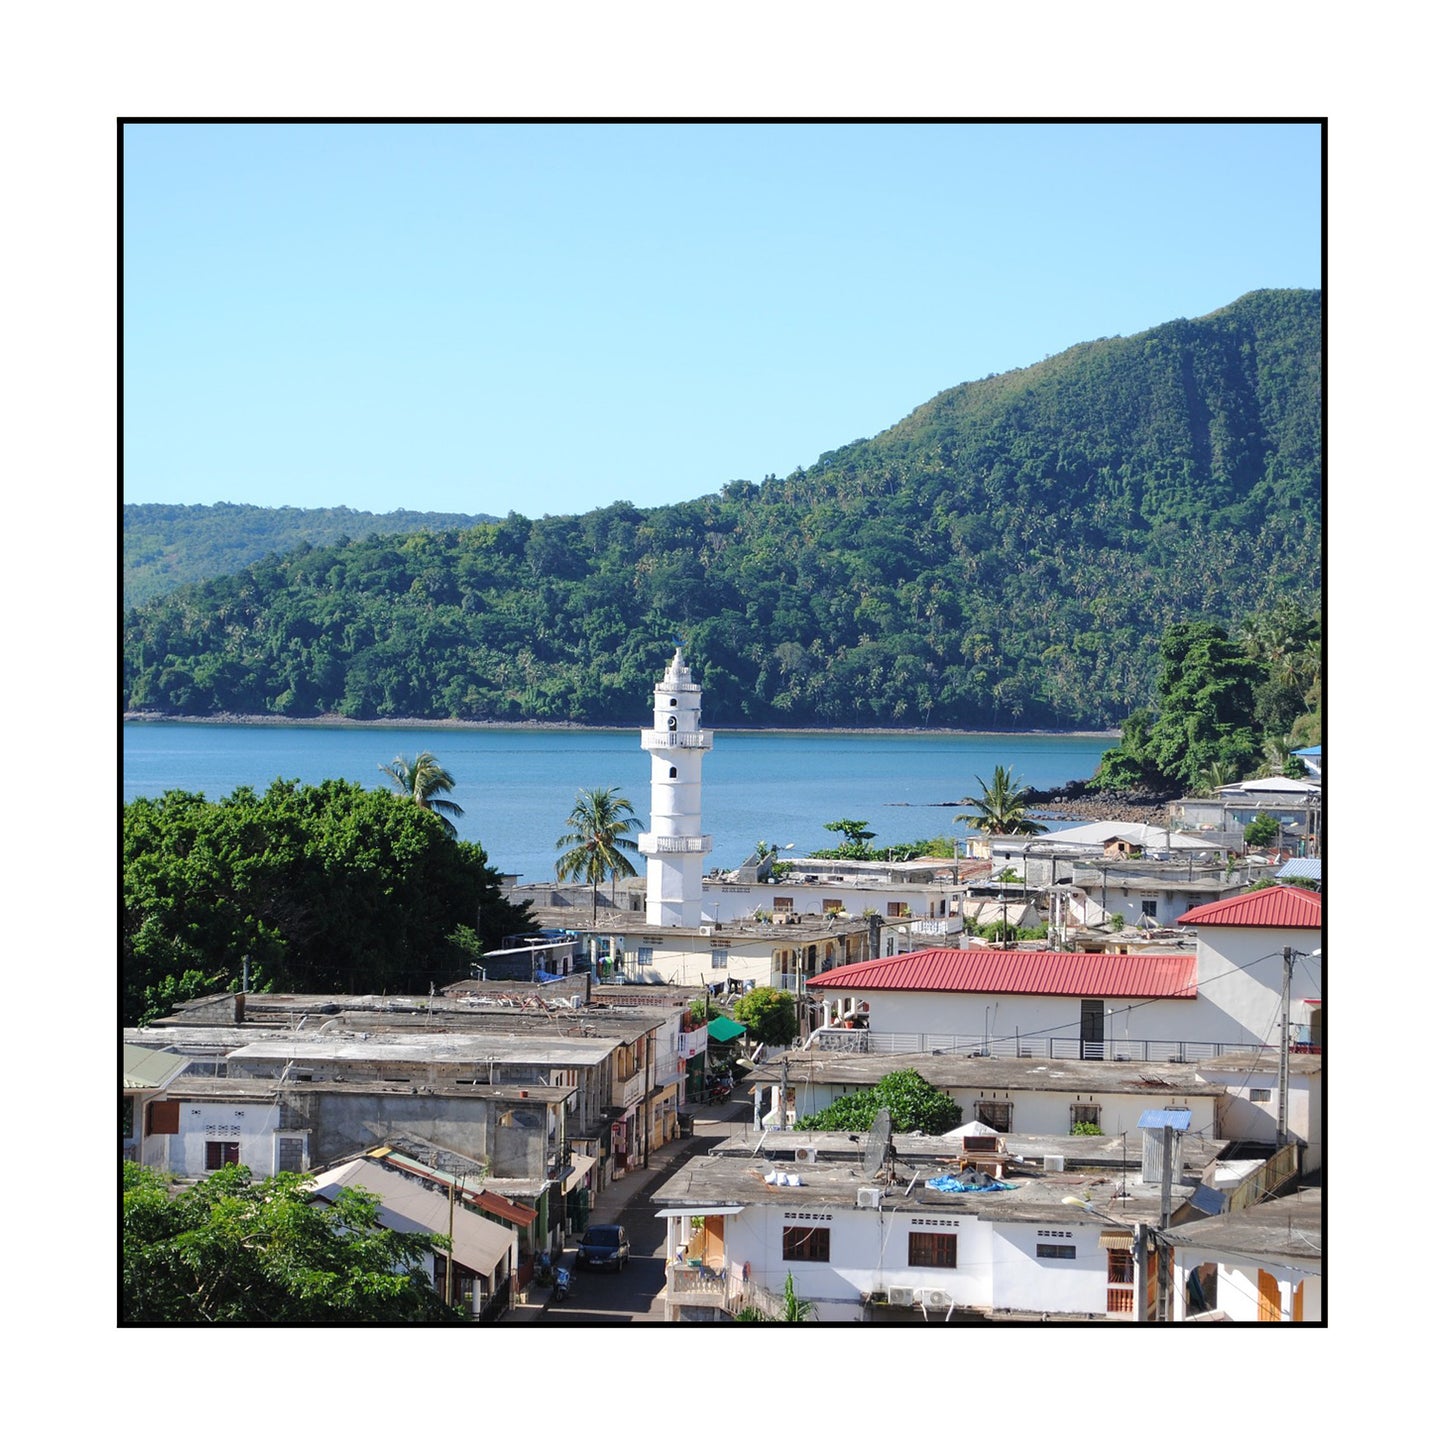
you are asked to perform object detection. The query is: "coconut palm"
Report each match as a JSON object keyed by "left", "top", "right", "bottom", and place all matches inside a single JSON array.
[
  {"left": 378, "top": 752, "right": 464, "bottom": 838},
  {"left": 555, "top": 786, "right": 642, "bottom": 924},
  {"left": 953, "top": 765, "right": 1046, "bottom": 836}
]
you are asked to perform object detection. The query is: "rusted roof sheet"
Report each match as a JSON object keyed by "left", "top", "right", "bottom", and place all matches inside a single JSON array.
[
  {"left": 806, "top": 948, "right": 1196, "bottom": 1000},
  {"left": 1177, "top": 886, "right": 1321, "bottom": 930}
]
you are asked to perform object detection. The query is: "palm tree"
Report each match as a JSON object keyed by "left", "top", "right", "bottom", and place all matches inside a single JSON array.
[
  {"left": 953, "top": 765, "right": 1045, "bottom": 836},
  {"left": 555, "top": 786, "right": 642, "bottom": 924},
  {"left": 379, "top": 752, "right": 464, "bottom": 838}
]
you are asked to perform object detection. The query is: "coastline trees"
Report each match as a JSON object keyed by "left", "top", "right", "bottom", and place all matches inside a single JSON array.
[
  {"left": 123, "top": 779, "right": 532, "bottom": 1024},
  {"left": 555, "top": 786, "right": 641, "bottom": 925},
  {"left": 379, "top": 751, "right": 464, "bottom": 838},
  {"left": 954, "top": 766, "right": 1046, "bottom": 836}
]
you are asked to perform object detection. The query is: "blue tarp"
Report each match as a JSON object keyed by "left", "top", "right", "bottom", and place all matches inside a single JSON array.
[{"left": 926, "top": 1175, "right": 1017, "bottom": 1193}]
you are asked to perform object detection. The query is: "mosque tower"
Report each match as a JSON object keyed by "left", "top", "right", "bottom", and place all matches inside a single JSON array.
[{"left": 638, "top": 645, "right": 713, "bottom": 927}]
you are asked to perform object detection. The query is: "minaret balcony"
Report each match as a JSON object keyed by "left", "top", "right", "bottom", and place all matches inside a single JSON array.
[
  {"left": 638, "top": 833, "right": 714, "bottom": 855},
  {"left": 640, "top": 729, "right": 713, "bottom": 750}
]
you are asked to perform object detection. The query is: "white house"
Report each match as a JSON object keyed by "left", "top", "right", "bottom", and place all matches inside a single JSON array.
[{"left": 653, "top": 1125, "right": 1223, "bottom": 1322}]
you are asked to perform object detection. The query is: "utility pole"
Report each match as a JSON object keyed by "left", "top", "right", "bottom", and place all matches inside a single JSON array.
[
  {"left": 1156, "top": 1124, "right": 1174, "bottom": 1322},
  {"left": 1276, "top": 947, "right": 1296, "bottom": 1151}
]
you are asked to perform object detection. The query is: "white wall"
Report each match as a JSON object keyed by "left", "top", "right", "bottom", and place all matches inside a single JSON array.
[
  {"left": 1193, "top": 925, "right": 1322, "bottom": 1045},
  {"left": 158, "top": 1098, "right": 285, "bottom": 1179},
  {"left": 717, "top": 1199, "right": 1120, "bottom": 1319}
]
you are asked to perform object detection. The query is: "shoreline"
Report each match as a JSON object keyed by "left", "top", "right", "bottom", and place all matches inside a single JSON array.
[{"left": 122, "top": 711, "right": 1121, "bottom": 741}]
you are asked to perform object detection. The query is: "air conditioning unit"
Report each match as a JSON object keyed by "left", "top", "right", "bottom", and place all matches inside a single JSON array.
[
  {"left": 857, "top": 1186, "right": 883, "bottom": 1209},
  {"left": 924, "top": 1289, "right": 952, "bottom": 1309},
  {"left": 1043, "top": 1155, "right": 1065, "bottom": 1172},
  {"left": 794, "top": 1146, "right": 818, "bottom": 1164},
  {"left": 699, "top": 925, "right": 716, "bottom": 936},
  {"left": 887, "top": 1287, "right": 916, "bottom": 1307}
]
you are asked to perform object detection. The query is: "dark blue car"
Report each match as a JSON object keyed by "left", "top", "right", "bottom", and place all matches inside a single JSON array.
[{"left": 576, "top": 1224, "right": 630, "bottom": 1271}]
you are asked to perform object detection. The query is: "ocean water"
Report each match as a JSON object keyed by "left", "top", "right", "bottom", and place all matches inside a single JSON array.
[{"left": 123, "top": 721, "right": 1111, "bottom": 885}]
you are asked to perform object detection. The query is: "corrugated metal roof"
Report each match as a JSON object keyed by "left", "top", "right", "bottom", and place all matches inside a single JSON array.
[
  {"left": 123, "top": 1043, "right": 190, "bottom": 1092},
  {"left": 1177, "top": 885, "right": 1321, "bottom": 930},
  {"left": 1276, "top": 859, "right": 1322, "bottom": 882},
  {"left": 805, "top": 948, "right": 1196, "bottom": 1000},
  {"left": 309, "top": 1157, "right": 516, "bottom": 1276}
]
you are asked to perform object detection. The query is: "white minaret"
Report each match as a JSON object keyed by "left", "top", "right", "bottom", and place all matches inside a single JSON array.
[{"left": 638, "top": 645, "right": 713, "bottom": 927}]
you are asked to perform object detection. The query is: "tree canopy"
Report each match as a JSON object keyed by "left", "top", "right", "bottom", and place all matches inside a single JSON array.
[
  {"left": 123, "top": 778, "right": 533, "bottom": 1024},
  {"left": 122, "top": 1162, "right": 461, "bottom": 1323},
  {"left": 733, "top": 986, "right": 799, "bottom": 1046},
  {"left": 954, "top": 766, "right": 1046, "bottom": 836},
  {"left": 122, "top": 290, "right": 1320, "bottom": 733},
  {"left": 794, "top": 1069, "right": 962, "bottom": 1134},
  {"left": 379, "top": 750, "right": 465, "bottom": 838}
]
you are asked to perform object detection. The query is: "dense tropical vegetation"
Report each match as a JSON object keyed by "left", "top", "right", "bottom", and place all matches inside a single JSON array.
[
  {"left": 122, "top": 1162, "right": 461, "bottom": 1323},
  {"left": 733, "top": 985, "right": 801, "bottom": 1046},
  {"left": 122, "top": 290, "right": 1320, "bottom": 731},
  {"left": 122, "top": 778, "right": 533, "bottom": 1024},
  {"left": 124, "top": 502, "right": 496, "bottom": 608}
]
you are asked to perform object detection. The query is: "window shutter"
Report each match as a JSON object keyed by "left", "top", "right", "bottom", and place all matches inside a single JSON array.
[{"left": 147, "top": 1098, "right": 180, "bottom": 1135}]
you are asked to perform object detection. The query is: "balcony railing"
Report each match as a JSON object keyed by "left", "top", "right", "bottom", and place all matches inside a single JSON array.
[
  {"left": 640, "top": 729, "right": 713, "bottom": 750},
  {"left": 638, "top": 833, "right": 714, "bottom": 854},
  {"left": 612, "top": 1071, "right": 646, "bottom": 1109},
  {"left": 808, "top": 1028, "right": 1274, "bottom": 1064}
]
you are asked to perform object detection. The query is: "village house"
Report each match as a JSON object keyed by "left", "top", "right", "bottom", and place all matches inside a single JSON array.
[
  {"left": 310, "top": 1149, "right": 521, "bottom": 1320},
  {"left": 1168, "top": 776, "right": 1322, "bottom": 855},
  {"left": 653, "top": 1116, "right": 1226, "bottom": 1322}
]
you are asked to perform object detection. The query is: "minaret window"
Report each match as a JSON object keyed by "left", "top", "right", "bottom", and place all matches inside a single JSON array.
[
  {"left": 667, "top": 715, "right": 678, "bottom": 732},
  {"left": 668, "top": 767, "right": 677, "bottom": 778},
  {"left": 669, "top": 698, "right": 677, "bottom": 707}
]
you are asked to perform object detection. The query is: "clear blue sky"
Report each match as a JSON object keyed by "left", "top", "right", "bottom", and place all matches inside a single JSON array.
[{"left": 123, "top": 121, "right": 1321, "bottom": 520}]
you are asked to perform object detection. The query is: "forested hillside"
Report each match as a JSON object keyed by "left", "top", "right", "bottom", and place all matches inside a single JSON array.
[
  {"left": 122, "top": 289, "right": 1320, "bottom": 731},
  {"left": 123, "top": 503, "right": 497, "bottom": 608}
]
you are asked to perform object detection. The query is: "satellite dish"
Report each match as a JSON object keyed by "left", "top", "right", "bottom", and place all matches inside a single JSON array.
[{"left": 863, "top": 1107, "right": 893, "bottom": 1177}]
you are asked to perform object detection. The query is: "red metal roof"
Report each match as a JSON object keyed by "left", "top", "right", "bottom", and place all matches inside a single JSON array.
[
  {"left": 1176, "top": 886, "right": 1321, "bottom": 930},
  {"left": 806, "top": 948, "right": 1196, "bottom": 1000}
]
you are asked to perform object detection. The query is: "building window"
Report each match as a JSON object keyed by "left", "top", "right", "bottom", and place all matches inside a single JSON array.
[
  {"left": 1107, "top": 1249, "right": 1134, "bottom": 1284},
  {"left": 1249, "top": 1087, "right": 1272, "bottom": 1102},
  {"left": 908, "top": 1233, "right": 957, "bottom": 1268},
  {"left": 974, "top": 1100, "right": 1013, "bottom": 1132},
  {"left": 711, "top": 949, "right": 728, "bottom": 971},
  {"left": 1141, "top": 899, "right": 1158, "bottom": 919},
  {"left": 668, "top": 766, "right": 677, "bottom": 779},
  {"left": 773, "top": 897, "right": 794, "bottom": 912},
  {"left": 1070, "top": 1103, "right": 1101, "bottom": 1130},
  {"left": 782, "top": 1226, "right": 830, "bottom": 1262},
  {"left": 205, "top": 1140, "right": 240, "bottom": 1170},
  {"left": 886, "top": 901, "right": 908, "bottom": 918},
  {"left": 823, "top": 899, "right": 843, "bottom": 914},
  {"left": 637, "top": 946, "right": 653, "bottom": 967},
  {"left": 1036, "top": 1243, "right": 1076, "bottom": 1259}
]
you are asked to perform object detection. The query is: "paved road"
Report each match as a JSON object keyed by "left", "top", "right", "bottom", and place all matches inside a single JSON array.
[{"left": 530, "top": 1095, "right": 751, "bottom": 1324}]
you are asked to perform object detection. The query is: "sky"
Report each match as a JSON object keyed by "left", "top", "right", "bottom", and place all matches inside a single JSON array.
[{"left": 123, "top": 120, "right": 1322, "bottom": 521}]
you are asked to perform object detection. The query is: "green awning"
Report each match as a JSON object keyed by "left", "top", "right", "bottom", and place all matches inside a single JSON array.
[{"left": 706, "top": 1016, "right": 748, "bottom": 1042}]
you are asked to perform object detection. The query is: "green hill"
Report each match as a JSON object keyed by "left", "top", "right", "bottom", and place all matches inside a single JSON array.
[
  {"left": 123, "top": 503, "right": 497, "bottom": 608},
  {"left": 122, "top": 288, "right": 1320, "bottom": 731}
]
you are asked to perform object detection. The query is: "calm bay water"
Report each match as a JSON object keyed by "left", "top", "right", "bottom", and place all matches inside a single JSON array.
[{"left": 123, "top": 722, "right": 1111, "bottom": 885}]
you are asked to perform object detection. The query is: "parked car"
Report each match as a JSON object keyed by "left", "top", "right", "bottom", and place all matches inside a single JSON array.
[{"left": 576, "top": 1224, "right": 630, "bottom": 1271}]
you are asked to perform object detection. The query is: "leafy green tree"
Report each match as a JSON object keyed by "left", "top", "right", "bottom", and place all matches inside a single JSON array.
[
  {"left": 795, "top": 1069, "right": 961, "bottom": 1134},
  {"left": 733, "top": 986, "right": 799, "bottom": 1046},
  {"left": 822, "top": 819, "right": 877, "bottom": 859},
  {"left": 379, "top": 751, "right": 465, "bottom": 838},
  {"left": 1244, "top": 813, "right": 1281, "bottom": 848},
  {"left": 122, "top": 1162, "right": 461, "bottom": 1323},
  {"left": 954, "top": 766, "right": 1045, "bottom": 835},
  {"left": 555, "top": 786, "right": 641, "bottom": 924},
  {"left": 123, "top": 780, "right": 532, "bottom": 1022}
]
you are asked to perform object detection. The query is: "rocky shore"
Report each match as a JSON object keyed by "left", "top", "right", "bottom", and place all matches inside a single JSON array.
[{"left": 1023, "top": 781, "right": 1174, "bottom": 829}]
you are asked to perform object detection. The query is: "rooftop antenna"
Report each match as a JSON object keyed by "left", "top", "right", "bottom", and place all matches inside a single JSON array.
[{"left": 863, "top": 1106, "right": 892, "bottom": 1179}]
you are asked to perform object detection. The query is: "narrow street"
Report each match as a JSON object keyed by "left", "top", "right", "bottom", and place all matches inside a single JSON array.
[{"left": 526, "top": 1094, "right": 751, "bottom": 1324}]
